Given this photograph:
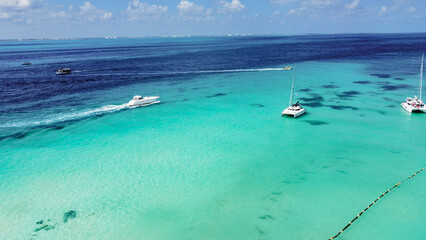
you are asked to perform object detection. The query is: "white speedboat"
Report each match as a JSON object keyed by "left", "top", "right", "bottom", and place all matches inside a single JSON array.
[
  {"left": 401, "top": 54, "right": 426, "bottom": 113},
  {"left": 281, "top": 67, "right": 307, "bottom": 118},
  {"left": 128, "top": 95, "right": 160, "bottom": 107},
  {"left": 56, "top": 68, "right": 71, "bottom": 75}
]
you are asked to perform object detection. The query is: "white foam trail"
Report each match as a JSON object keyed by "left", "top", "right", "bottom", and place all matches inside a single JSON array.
[
  {"left": 1, "top": 103, "right": 130, "bottom": 128},
  {"left": 70, "top": 68, "right": 284, "bottom": 77},
  {"left": 190, "top": 68, "right": 283, "bottom": 74}
]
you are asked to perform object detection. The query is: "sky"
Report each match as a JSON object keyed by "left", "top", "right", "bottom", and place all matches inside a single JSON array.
[{"left": 0, "top": 0, "right": 425, "bottom": 39}]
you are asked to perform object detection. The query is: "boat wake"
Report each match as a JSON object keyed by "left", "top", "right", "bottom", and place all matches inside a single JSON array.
[
  {"left": 188, "top": 68, "right": 284, "bottom": 74},
  {"left": 1, "top": 103, "right": 130, "bottom": 129},
  {"left": 69, "top": 68, "right": 284, "bottom": 77}
]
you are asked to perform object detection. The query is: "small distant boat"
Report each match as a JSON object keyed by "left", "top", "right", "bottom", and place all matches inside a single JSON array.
[
  {"left": 281, "top": 67, "right": 307, "bottom": 118},
  {"left": 128, "top": 95, "right": 160, "bottom": 107},
  {"left": 21, "top": 62, "right": 32, "bottom": 65},
  {"left": 56, "top": 68, "right": 71, "bottom": 75},
  {"left": 401, "top": 54, "right": 426, "bottom": 113}
]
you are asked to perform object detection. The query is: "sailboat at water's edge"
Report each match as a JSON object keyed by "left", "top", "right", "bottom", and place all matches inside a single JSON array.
[
  {"left": 281, "top": 67, "right": 307, "bottom": 118},
  {"left": 401, "top": 54, "right": 426, "bottom": 113}
]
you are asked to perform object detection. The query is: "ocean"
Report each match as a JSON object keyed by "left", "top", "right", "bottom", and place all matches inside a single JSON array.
[{"left": 0, "top": 33, "right": 425, "bottom": 240}]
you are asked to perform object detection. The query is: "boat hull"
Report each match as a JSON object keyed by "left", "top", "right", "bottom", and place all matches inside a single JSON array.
[
  {"left": 281, "top": 108, "right": 307, "bottom": 118},
  {"left": 129, "top": 100, "right": 160, "bottom": 108},
  {"left": 401, "top": 102, "right": 426, "bottom": 113},
  {"left": 128, "top": 96, "right": 160, "bottom": 108}
]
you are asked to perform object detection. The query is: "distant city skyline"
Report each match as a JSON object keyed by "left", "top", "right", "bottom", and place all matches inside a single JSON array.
[{"left": 0, "top": 0, "right": 425, "bottom": 39}]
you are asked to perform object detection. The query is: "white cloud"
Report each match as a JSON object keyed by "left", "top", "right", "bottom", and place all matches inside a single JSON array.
[
  {"left": 176, "top": 1, "right": 213, "bottom": 21},
  {"left": 219, "top": 0, "right": 245, "bottom": 13},
  {"left": 303, "top": 0, "right": 332, "bottom": 8},
  {"left": 0, "top": 0, "right": 44, "bottom": 19},
  {"left": 80, "top": 2, "right": 95, "bottom": 12},
  {"left": 79, "top": 2, "right": 112, "bottom": 22},
  {"left": 270, "top": 0, "right": 295, "bottom": 5},
  {"left": 288, "top": 8, "right": 297, "bottom": 14},
  {"left": 0, "top": 12, "right": 11, "bottom": 18},
  {"left": 345, "top": 0, "right": 359, "bottom": 10},
  {"left": 286, "top": 0, "right": 333, "bottom": 16},
  {"left": 0, "top": 0, "right": 41, "bottom": 10},
  {"left": 122, "top": 0, "right": 168, "bottom": 21},
  {"left": 102, "top": 12, "right": 112, "bottom": 20},
  {"left": 378, "top": 5, "right": 387, "bottom": 16},
  {"left": 407, "top": 6, "right": 416, "bottom": 12},
  {"left": 177, "top": 1, "right": 205, "bottom": 16}
]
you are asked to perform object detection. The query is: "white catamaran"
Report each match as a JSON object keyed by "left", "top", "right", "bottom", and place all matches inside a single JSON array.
[
  {"left": 401, "top": 54, "right": 426, "bottom": 113},
  {"left": 281, "top": 67, "right": 307, "bottom": 118}
]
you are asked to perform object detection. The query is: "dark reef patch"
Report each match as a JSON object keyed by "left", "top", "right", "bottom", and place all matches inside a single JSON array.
[
  {"left": 271, "top": 192, "right": 282, "bottom": 195},
  {"left": 35, "top": 224, "right": 55, "bottom": 232},
  {"left": 299, "top": 96, "right": 324, "bottom": 102},
  {"left": 302, "top": 102, "right": 323, "bottom": 108},
  {"left": 303, "top": 120, "right": 329, "bottom": 126},
  {"left": 43, "top": 125, "right": 65, "bottom": 131},
  {"left": 383, "top": 97, "right": 400, "bottom": 103},
  {"left": 36, "top": 220, "right": 44, "bottom": 225},
  {"left": 386, "top": 104, "right": 396, "bottom": 108},
  {"left": 337, "top": 170, "right": 348, "bottom": 174},
  {"left": 380, "top": 84, "right": 411, "bottom": 91},
  {"left": 377, "top": 110, "right": 387, "bottom": 115},
  {"left": 336, "top": 91, "right": 361, "bottom": 99},
  {"left": 251, "top": 103, "right": 265, "bottom": 108},
  {"left": 258, "top": 215, "right": 274, "bottom": 220},
  {"left": 394, "top": 77, "right": 404, "bottom": 81},
  {"left": 206, "top": 93, "right": 227, "bottom": 98},
  {"left": 327, "top": 105, "right": 358, "bottom": 110},
  {"left": 353, "top": 81, "right": 371, "bottom": 84},
  {"left": 255, "top": 226, "right": 265, "bottom": 235},
  {"left": 0, "top": 132, "right": 30, "bottom": 142},
  {"left": 322, "top": 84, "right": 339, "bottom": 89},
  {"left": 298, "top": 88, "right": 312, "bottom": 92},
  {"left": 371, "top": 73, "right": 391, "bottom": 79},
  {"left": 64, "top": 210, "right": 77, "bottom": 223},
  {"left": 192, "top": 87, "right": 208, "bottom": 90},
  {"left": 299, "top": 95, "right": 324, "bottom": 108}
]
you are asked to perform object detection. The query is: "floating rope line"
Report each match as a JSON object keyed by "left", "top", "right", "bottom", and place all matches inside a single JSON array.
[{"left": 329, "top": 167, "right": 426, "bottom": 240}]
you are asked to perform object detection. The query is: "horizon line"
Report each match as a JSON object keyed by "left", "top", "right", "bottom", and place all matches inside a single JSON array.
[{"left": 1, "top": 31, "right": 425, "bottom": 42}]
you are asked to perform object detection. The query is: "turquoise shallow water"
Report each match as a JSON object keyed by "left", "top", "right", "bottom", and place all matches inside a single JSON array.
[{"left": 1, "top": 37, "right": 426, "bottom": 240}]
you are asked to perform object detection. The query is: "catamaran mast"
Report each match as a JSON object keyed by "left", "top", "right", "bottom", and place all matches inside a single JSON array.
[
  {"left": 420, "top": 54, "right": 423, "bottom": 100},
  {"left": 289, "top": 68, "right": 295, "bottom": 107}
]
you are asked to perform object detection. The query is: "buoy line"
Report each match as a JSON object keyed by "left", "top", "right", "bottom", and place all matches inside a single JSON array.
[{"left": 329, "top": 167, "right": 426, "bottom": 240}]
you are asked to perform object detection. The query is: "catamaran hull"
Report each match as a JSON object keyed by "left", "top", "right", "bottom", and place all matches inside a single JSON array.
[
  {"left": 401, "top": 103, "right": 426, "bottom": 113},
  {"left": 281, "top": 108, "right": 307, "bottom": 118}
]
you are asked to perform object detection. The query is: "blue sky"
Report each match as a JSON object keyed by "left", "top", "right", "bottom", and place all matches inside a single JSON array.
[{"left": 0, "top": 0, "right": 425, "bottom": 39}]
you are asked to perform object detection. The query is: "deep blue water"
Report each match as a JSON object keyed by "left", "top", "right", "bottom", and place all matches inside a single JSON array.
[{"left": 1, "top": 33, "right": 426, "bottom": 140}]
